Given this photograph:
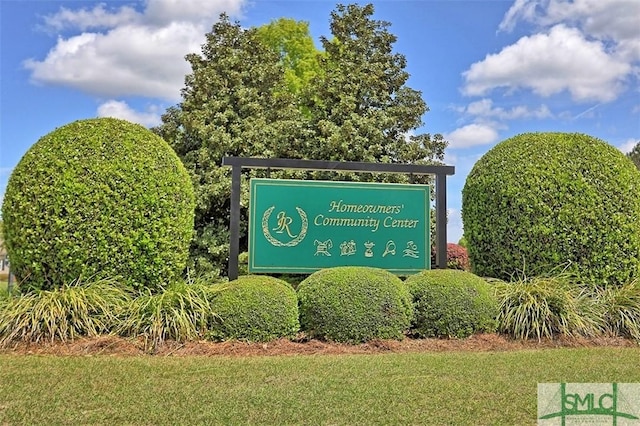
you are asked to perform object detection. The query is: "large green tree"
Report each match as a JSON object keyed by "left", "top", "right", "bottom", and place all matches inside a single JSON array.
[
  {"left": 302, "top": 3, "right": 447, "bottom": 175},
  {"left": 154, "top": 15, "right": 306, "bottom": 276},
  {"left": 156, "top": 4, "right": 447, "bottom": 277}
]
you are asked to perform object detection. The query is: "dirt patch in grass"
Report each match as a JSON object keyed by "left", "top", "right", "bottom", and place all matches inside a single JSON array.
[{"left": 0, "top": 334, "right": 636, "bottom": 357}]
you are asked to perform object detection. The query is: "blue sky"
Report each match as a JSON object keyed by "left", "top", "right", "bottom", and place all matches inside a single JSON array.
[{"left": 1, "top": 0, "right": 639, "bottom": 243}]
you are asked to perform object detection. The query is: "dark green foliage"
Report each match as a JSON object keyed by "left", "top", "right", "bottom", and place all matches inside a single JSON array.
[
  {"left": 155, "top": 6, "right": 447, "bottom": 278},
  {"left": 405, "top": 269, "right": 497, "bottom": 339},
  {"left": 297, "top": 267, "right": 412, "bottom": 343},
  {"left": 302, "top": 4, "right": 447, "bottom": 169},
  {"left": 1, "top": 118, "right": 195, "bottom": 292},
  {"left": 209, "top": 275, "right": 299, "bottom": 342},
  {"left": 154, "top": 16, "right": 305, "bottom": 277},
  {"left": 462, "top": 132, "right": 640, "bottom": 286}
]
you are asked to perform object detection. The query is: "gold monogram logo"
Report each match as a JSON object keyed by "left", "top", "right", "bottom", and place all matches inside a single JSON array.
[{"left": 262, "top": 206, "right": 308, "bottom": 247}]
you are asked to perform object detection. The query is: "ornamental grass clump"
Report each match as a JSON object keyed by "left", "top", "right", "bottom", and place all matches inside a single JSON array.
[
  {"left": 593, "top": 280, "right": 640, "bottom": 341},
  {"left": 297, "top": 267, "right": 413, "bottom": 343},
  {"left": 0, "top": 278, "right": 130, "bottom": 346},
  {"left": 405, "top": 269, "right": 497, "bottom": 338},
  {"left": 208, "top": 275, "right": 299, "bottom": 342},
  {"left": 117, "top": 280, "right": 219, "bottom": 350},
  {"left": 494, "top": 274, "right": 602, "bottom": 340}
]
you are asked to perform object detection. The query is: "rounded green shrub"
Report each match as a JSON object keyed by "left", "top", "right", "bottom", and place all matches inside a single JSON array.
[
  {"left": 405, "top": 269, "right": 498, "bottom": 338},
  {"left": 1, "top": 118, "right": 195, "bottom": 292},
  {"left": 208, "top": 275, "right": 299, "bottom": 342},
  {"left": 297, "top": 267, "right": 413, "bottom": 343},
  {"left": 462, "top": 132, "right": 640, "bottom": 286}
]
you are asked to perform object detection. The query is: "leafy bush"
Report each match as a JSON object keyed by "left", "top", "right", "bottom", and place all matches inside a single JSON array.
[
  {"left": 593, "top": 280, "right": 640, "bottom": 340},
  {"left": 462, "top": 132, "right": 640, "bottom": 286},
  {"left": 1, "top": 118, "right": 195, "bottom": 292},
  {"left": 0, "top": 278, "right": 130, "bottom": 346},
  {"left": 448, "top": 244, "right": 470, "bottom": 271},
  {"left": 431, "top": 243, "right": 470, "bottom": 271},
  {"left": 405, "top": 269, "right": 497, "bottom": 338},
  {"left": 494, "top": 275, "right": 601, "bottom": 340},
  {"left": 208, "top": 275, "right": 299, "bottom": 342},
  {"left": 117, "top": 280, "right": 219, "bottom": 350},
  {"left": 297, "top": 267, "right": 412, "bottom": 343}
]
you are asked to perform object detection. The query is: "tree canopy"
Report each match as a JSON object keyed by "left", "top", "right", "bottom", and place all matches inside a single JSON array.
[
  {"left": 301, "top": 4, "right": 446, "bottom": 170},
  {"left": 255, "top": 18, "right": 321, "bottom": 95},
  {"left": 155, "top": 4, "right": 448, "bottom": 277}
]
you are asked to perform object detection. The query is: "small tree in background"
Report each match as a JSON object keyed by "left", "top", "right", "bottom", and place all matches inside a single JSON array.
[
  {"left": 627, "top": 141, "right": 640, "bottom": 170},
  {"left": 255, "top": 18, "right": 322, "bottom": 96}
]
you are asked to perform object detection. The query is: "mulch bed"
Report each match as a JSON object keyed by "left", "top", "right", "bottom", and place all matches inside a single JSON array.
[{"left": 0, "top": 334, "right": 636, "bottom": 357}]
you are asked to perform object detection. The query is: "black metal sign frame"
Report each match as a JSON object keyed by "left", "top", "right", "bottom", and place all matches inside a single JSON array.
[{"left": 222, "top": 156, "right": 455, "bottom": 280}]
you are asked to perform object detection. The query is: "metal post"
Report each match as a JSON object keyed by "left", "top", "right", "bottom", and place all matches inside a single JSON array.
[
  {"left": 228, "top": 165, "right": 242, "bottom": 280},
  {"left": 436, "top": 173, "right": 448, "bottom": 269}
]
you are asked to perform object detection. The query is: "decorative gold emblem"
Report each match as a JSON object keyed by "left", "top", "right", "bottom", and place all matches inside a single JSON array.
[
  {"left": 364, "top": 241, "right": 375, "bottom": 258},
  {"left": 262, "top": 206, "right": 308, "bottom": 247},
  {"left": 382, "top": 240, "right": 396, "bottom": 257},
  {"left": 314, "top": 239, "right": 333, "bottom": 256},
  {"left": 403, "top": 241, "right": 420, "bottom": 258},
  {"left": 340, "top": 240, "right": 356, "bottom": 256}
]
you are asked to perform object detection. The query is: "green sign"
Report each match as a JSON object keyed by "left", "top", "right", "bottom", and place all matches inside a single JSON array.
[{"left": 249, "top": 178, "right": 430, "bottom": 274}]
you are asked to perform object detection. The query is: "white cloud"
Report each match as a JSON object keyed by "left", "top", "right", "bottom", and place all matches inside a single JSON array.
[
  {"left": 460, "top": 98, "right": 552, "bottom": 120},
  {"left": 145, "top": 0, "right": 245, "bottom": 26},
  {"left": 41, "top": 4, "right": 140, "bottom": 32},
  {"left": 618, "top": 138, "right": 638, "bottom": 154},
  {"left": 498, "top": 0, "right": 537, "bottom": 33},
  {"left": 444, "top": 123, "right": 500, "bottom": 149},
  {"left": 24, "top": 0, "right": 247, "bottom": 101},
  {"left": 463, "top": 25, "right": 630, "bottom": 102},
  {"left": 500, "top": 0, "right": 640, "bottom": 65},
  {"left": 97, "top": 100, "right": 163, "bottom": 127},
  {"left": 500, "top": 0, "right": 640, "bottom": 44}
]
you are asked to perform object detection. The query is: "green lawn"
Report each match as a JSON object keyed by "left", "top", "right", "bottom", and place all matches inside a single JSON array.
[{"left": 1, "top": 347, "right": 639, "bottom": 425}]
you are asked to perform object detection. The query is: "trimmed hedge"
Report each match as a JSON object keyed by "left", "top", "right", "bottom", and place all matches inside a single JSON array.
[
  {"left": 462, "top": 132, "right": 640, "bottom": 286},
  {"left": 208, "top": 275, "right": 299, "bottom": 342},
  {"left": 297, "top": 267, "right": 413, "bottom": 343},
  {"left": 1, "top": 118, "right": 195, "bottom": 292},
  {"left": 405, "top": 269, "right": 498, "bottom": 338}
]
